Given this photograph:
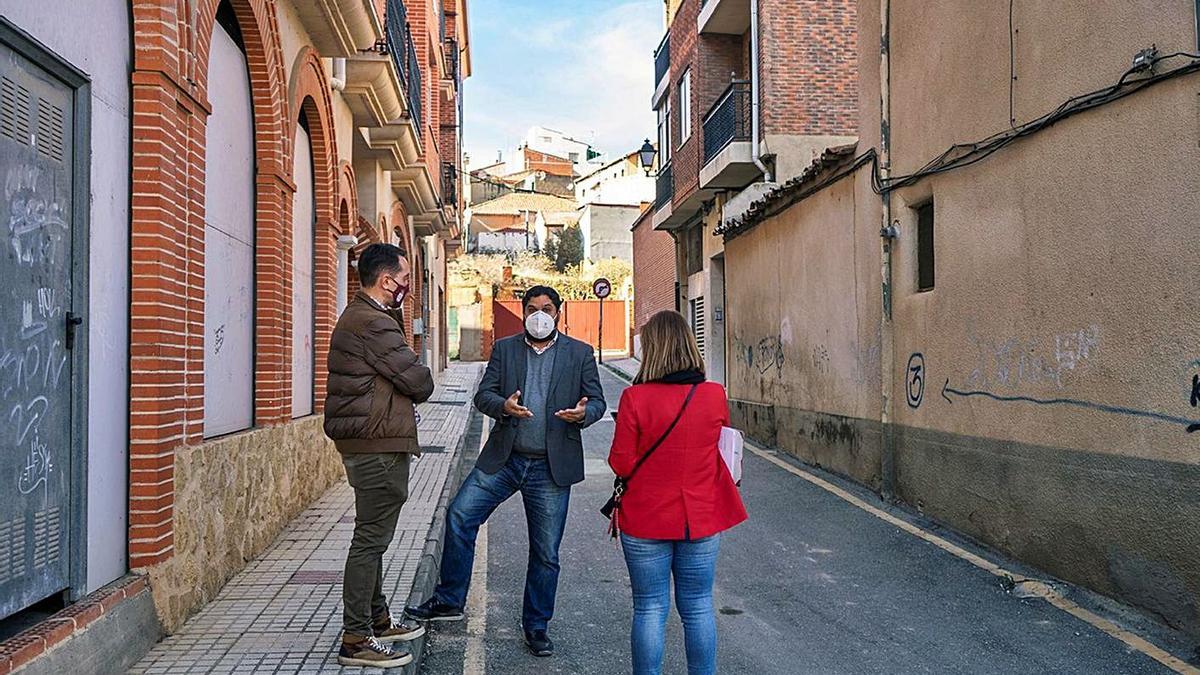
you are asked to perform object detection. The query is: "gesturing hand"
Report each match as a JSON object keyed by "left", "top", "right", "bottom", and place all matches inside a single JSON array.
[
  {"left": 554, "top": 397, "right": 589, "bottom": 424},
  {"left": 503, "top": 390, "right": 534, "bottom": 419}
]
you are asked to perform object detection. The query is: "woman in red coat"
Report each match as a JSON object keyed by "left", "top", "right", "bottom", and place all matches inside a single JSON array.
[{"left": 608, "top": 310, "right": 747, "bottom": 675}]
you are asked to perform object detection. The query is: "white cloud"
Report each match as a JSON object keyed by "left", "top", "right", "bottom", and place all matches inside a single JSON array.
[{"left": 465, "top": 1, "right": 660, "bottom": 165}]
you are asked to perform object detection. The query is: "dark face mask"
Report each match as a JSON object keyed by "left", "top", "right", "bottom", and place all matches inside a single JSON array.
[{"left": 385, "top": 276, "right": 409, "bottom": 307}]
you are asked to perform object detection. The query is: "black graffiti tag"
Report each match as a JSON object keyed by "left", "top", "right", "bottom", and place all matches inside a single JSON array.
[
  {"left": 907, "top": 353, "right": 925, "bottom": 408},
  {"left": 1189, "top": 374, "right": 1199, "bottom": 433}
]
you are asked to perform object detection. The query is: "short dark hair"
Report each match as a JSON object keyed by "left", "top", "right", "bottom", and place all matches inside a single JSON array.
[
  {"left": 522, "top": 285, "right": 562, "bottom": 310},
  {"left": 358, "top": 243, "right": 405, "bottom": 287}
]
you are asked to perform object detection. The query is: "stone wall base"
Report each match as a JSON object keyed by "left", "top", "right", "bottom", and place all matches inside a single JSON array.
[{"left": 144, "top": 416, "right": 343, "bottom": 632}]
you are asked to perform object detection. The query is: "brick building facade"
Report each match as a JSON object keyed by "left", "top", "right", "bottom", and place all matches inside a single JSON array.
[
  {"left": 630, "top": 204, "right": 676, "bottom": 350},
  {"left": 649, "top": 0, "right": 858, "bottom": 383},
  {"left": 0, "top": 0, "right": 470, "bottom": 671}
]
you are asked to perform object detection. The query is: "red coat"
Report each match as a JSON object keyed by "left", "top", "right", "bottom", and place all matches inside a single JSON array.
[{"left": 608, "top": 381, "right": 747, "bottom": 540}]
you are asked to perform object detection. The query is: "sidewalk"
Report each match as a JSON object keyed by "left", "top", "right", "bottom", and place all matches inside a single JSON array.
[
  {"left": 601, "top": 356, "right": 638, "bottom": 382},
  {"left": 130, "top": 362, "right": 484, "bottom": 675}
]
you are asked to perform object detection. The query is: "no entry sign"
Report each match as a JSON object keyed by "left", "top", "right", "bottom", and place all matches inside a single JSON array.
[{"left": 592, "top": 277, "right": 611, "bottom": 299}]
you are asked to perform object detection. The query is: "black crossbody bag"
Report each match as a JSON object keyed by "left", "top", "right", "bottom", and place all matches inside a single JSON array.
[{"left": 601, "top": 384, "right": 699, "bottom": 538}]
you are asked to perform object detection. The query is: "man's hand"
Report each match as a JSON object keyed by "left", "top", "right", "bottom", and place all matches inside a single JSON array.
[
  {"left": 503, "top": 390, "right": 534, "bottom": 419},
  {"left": 554, "top": 397, "right": 589, "bottom": 424}
]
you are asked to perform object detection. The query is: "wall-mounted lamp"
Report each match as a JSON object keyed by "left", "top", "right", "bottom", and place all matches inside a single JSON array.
[{"left": 638, "top": 139, "right": 658, "bottom": 176}]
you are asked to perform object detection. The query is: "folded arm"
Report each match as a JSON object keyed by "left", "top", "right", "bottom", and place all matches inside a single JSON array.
[{"left": 362, "top": 316, "right": 434, "bottom": 403}]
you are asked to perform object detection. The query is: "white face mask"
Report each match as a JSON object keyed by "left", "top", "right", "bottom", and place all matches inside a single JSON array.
[{"left": 524, "top": 310, "right": 556, "bottom": 341}]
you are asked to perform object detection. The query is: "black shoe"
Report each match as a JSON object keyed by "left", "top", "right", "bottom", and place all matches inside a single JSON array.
[
  {"left": 405, "top": 598, "right": 465, "bottom": 622},
  {"left": 523, "top": 628, "right": 553, "bottom": 657}
]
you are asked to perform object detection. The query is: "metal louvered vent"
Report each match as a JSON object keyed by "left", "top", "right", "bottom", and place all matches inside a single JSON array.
[
  {"left": 1, "top": 76, "right": 32, "bottom": 145},
  {"left": 691, "top": 296, "right": 706, "bottom": 359},
  {"left": 36, "top": 100, "right": 64, "bottom": 162}
]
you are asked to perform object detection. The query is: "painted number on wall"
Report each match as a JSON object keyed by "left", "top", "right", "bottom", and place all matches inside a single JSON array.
[{"left": 907, "top": 353, "right": 925, "bottom": 409}]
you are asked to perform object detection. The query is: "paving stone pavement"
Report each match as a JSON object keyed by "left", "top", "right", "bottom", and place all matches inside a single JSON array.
[{"left": 130, "top": 363, "right": 485, "bottom": 675}]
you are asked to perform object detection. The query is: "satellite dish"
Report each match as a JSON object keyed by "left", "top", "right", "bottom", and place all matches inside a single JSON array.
[
  {"left": 566, "top": 182, "right": 575, "bottom": 190},
  {"left": 536, "top": 170, "right": 547, "bottom": 180}
]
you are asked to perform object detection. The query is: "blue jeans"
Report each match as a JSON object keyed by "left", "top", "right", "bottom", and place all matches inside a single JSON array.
[
  {"left": 621, "top": 534, "right": 721, "bottom": 675},
  {"left": 433, "top": 454, "right": 571, "bottom": 631}
]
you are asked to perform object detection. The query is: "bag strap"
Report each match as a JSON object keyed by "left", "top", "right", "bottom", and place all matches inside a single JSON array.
[{"left": 621, "top": 383, "right": 698, "bottom": 483}]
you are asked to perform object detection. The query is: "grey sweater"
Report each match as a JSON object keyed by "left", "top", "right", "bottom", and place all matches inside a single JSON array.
[{"left": 514, "top": 341, "right": 558, "bottom": 456}]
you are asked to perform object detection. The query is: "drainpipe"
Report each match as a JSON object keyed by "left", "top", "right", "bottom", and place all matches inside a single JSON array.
[
  {"left": 331, "top": 57, "right": 347, "bottom": 92},
  {"left": 749, "top": 0, "right": 773, "bottom": 183},
  {"left": 878, "top": 0, "right": 896, "bottom": 501}
]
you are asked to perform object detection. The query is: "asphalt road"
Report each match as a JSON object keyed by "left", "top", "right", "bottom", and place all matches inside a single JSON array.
[{"left": 420, "top": 368, "right": 1185, "bottom": 674}]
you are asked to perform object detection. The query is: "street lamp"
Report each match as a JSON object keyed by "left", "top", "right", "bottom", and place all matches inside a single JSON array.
[{"left": 638, "top": 139, "right": 658, "bottom": 176}]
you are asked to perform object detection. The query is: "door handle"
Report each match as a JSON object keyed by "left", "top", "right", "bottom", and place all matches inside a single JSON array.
[{"left": 65, "top": 312, "right": 84, "bottom": 350}]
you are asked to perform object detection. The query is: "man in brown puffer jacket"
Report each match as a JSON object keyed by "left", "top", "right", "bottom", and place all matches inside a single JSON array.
[{"left": 324, "top": 243, "right": 434, "bottom": 669}]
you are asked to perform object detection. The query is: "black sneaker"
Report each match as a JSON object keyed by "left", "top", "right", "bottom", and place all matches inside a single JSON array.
[
  {"left": 405, "top": 598, "right": 465, "bottom": 622},
  {"left": 337, "top": 636, "right": 413, "bottom": 668},
  {"left": 523, "top": 628, "right": 553, "bottom": 657}
]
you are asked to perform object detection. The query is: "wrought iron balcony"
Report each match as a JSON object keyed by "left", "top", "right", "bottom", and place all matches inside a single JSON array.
[
  {"left": 387, "top": 0, "right": 423, "bottom": 131},
  {"left": 703, "top": 80, "right": 751, "bottom": 164},
  {"left": 655, "top": 163, "right": 673, "bottom": 210},
  {"left": 654, "top": 32, "right": 670, "bottom": 88},
  {"left": 444, "top": 38, "right": 460, "bottom": 84},
  {"left": 442, "top": 162, "right": 458, "bottom": 207}
]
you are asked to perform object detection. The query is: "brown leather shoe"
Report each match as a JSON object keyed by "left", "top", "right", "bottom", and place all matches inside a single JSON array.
[
  {"left": 337, "top": 635, "right": 413, "bottom": 668},
  {"left": 373, "top": 613, "right": 426, "bottom": 643}
]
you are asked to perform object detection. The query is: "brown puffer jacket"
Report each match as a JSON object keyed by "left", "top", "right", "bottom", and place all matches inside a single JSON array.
[{"left": 324, "top": 292, "right": 435, "bottom": 454}]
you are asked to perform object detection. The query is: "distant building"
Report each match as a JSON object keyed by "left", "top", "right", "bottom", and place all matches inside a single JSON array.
[
  {"left": 578, "top": 203, "right": 641, "bottom": 264},
  {"left": 466, "top": 191, "right": 579, "bottom": 254},
  {"left": 575, "top": 150, "right": 655, "bottom": 206}
]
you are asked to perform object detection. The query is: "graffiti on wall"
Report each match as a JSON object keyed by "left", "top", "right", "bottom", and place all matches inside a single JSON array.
[
  {"left": 932, "top": 339, "right": 1200, "bottom": 434},
  {"left": 736, "top": 336, "right": 786, "bottom": 377},
  {"left": 1189, "top": 371, "right": 1199, "bottom": 433},
  {"left": 966, "top": 325, "right": 1100, "bottom": 390},
  {"left": 906, "top": 353, "right": 925, "bottom": 408}
]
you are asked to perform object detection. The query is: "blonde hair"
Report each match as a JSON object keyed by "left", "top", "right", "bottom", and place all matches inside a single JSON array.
[{"left": 634, "top": 311, "right": 705, "bottom": 384}]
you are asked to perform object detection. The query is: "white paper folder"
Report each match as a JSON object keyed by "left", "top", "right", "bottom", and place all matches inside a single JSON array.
[{"left": 718, "top": 426, "right": 743, "bottom": 484}]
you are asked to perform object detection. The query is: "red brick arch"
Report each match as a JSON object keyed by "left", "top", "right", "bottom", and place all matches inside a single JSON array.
[
  {"left": 128, "top": 0, "right": 292, "bottom": 568},
  {"left": 289, "top": 48, "right": 339, "bottom": 413}
]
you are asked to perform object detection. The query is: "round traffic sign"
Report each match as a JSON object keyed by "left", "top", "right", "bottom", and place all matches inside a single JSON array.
[{"left": 592, "top": 277, "right": 611, "bottom": 299}]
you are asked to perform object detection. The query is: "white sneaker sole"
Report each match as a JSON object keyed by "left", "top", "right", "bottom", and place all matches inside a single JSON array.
[
  {"left": 376, "top": 624, "right": 426, "bottom": 643},
  {"left": 337, "top": 652, "right": 413, "bottom": 668}
]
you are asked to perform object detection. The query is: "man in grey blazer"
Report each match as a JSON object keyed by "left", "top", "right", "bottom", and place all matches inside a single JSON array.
[{"left": 407, "top": 285, "right": 606, "bottom": 657}]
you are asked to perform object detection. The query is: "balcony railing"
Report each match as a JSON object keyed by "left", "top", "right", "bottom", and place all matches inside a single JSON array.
[
  {"left": 444, "top": 38, "right": 460, "bottom": 84},
  {"left": 703, "top": 80, "right": 751, "bottom": 163},
  {"left": 387, "top": 0, "right": 423, "bottom": 131},
  {"left": 655, "top": 163, "right": 673, "bottom": 210},
  {"left": 442, "top": 162, "right": 458, "bottom": 207},
  {"left": 654, "top": 32, "right": 670, "bottom": 87}
]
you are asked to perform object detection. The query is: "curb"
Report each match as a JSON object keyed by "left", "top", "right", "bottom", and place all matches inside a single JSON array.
[
  {"left": 401, "top": 406, "right": 481, "bottom": 675},
  {"left": 601, "top": 361, "right": 634, "bottom": 384}
]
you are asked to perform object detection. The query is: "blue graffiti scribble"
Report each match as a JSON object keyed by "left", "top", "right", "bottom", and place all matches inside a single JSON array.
[{"left": 941, "top": 379, "right": 1200, "bottom": 433}]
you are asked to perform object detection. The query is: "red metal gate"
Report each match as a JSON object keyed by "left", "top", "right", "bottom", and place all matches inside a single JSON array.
[{"left": 493, "top": 299, "right": 628, "bottom": 355}]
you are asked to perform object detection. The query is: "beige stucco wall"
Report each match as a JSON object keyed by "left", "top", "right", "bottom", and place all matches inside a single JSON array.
[
  {"left": 147, "top": 417, "right": 343, "bottom": 631},
  {"left": 725, "top": 170, "right": 883, "bottom": 475},
  {"left": 877, "top": 0, "right": 1200, "bottom": 465},
  {"left": 723, "top": 0, "right": 1200, "bottom": 633}
]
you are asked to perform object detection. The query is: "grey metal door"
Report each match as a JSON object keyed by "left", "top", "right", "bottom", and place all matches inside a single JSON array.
[{"left": 0, "top": 38, "right": 77, "bottom": 619}]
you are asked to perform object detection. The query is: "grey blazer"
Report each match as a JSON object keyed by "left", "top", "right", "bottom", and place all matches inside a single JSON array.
[{"left": 473, "top": 334, "right": 607, "bottom": 486}]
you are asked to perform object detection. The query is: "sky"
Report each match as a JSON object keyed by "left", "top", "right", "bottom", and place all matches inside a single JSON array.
[{"left": 462, "top": 0, "right": 663, "bottom": 169}]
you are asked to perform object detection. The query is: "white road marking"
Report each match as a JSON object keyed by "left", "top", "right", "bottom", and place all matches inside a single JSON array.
[{"left": 463, "top": 425, "right": 489, "bottom": 675}]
